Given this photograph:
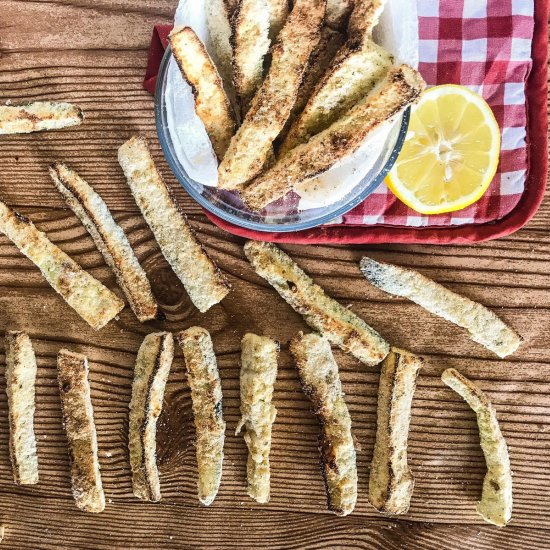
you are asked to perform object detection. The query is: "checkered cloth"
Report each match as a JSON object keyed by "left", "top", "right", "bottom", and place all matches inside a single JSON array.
[{"left": 340, "top": 0, "right": 535, "bottom": 228}]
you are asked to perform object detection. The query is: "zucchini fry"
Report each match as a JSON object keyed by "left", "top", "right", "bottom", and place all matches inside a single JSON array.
[
  {"left": 5, "top": 331, "right": 38, "bottom": 485},
  {"left": 118, "top": 136, "right": 231, "bottom": 313},
  {"left": 442, "top": 368, "right": 512, "bottom": 527},
  {"left": 369, "top": 348, "right": 423, "bottom": 514},
  {"left": 177, "top": 327, "right": 225, "bottom": 506},
  {"left": 281, "top": 0, "right": 390, "bottom": 155},
  {"left": 0, "top": 200, "right": 124, "bottom": 330},
  {"left": 242, "top": 65, "right": 425, "bottom": 210},
  {"left": 236, "top": 333, "right": 279, "bottom": 503},
  {"left": 267, "top": 0, "right": 289, "bottom": 40},
  {"left": 231, "top": 0, "right": 271, "bottom": 113},
  {"left": 360, "top": 257, "right": 522, "bottom": 358},
  {"left": 244, "top": 240, "right": 389, "bottom": 366},
  {"left": 0, "top": 101, "right": 83, "bottom": 135},
  {"left": 129, "top": 332, "right": 174, "bottom": 502},
  {"left": 50, "top": 163, "right": 160, "bottom": 323},
  {"left": 289, "top": 332, "right": 357, "bottom": 516},
  {"left": 326, "top": 0, "right": 354, "bottom": 30},
  {"left": 169, "top": 27, "right": 236, "bottom": 160},
  {"left": 57, "top": 350, "right": 105, "bottom": 513},
  {"left": 218, "top": 0, "right": 326, "bottom": 189}
]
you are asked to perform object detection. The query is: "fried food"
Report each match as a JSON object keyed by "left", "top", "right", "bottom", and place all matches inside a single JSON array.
[
  {"left": 360, "top": 257, "right": 522, "bottom": 358},
  {"left": 242, "top": 65, "right": 425, "bottom": 210},
  {"left": 170, "top": 27, "right": 236, "bottom": 160},
  {"left": 218, "top": 0, "right": 326, "bottom": 189},
  {"left": 231, "top": 0, "right": 271, "bottom": 113},
  {"left": 0, "top": 199, "right": 124, "bottom": 329},
  {"left": 236, "top": 333, "right": 279, "bottom": 503},
  {"left": 177, "top": 327, "right": 226, "bottom": 505},
  {"left": 129, "top": 332, "right": 174, "bottom": 502},
  {"left": 442, "top": 368, "right": 513, "bottom": 526},
  {"left": 325, "top": 0, "right": 353, "bottom": 30},
  {"left": 0, "top": 101, "right": 83, "bottom": 135},
  {"left": 57, "top": 350, "right": 105, "bottom": 513},
  {"left": 118, "top": 136, "right": 231, "bottom": 312},
  {"left": 244, "top": 240, "right": 389, "bottom": 366},
  {"left": 50, "top": 163, "right": 160, "bottom": 323},
  {"left": 5, "top": 331, "right": 38, "bottom": 485},
  {"left": 369, "top": 348, "right": 423, "bottom": 514},
  {"left": 266, "top": 0, "right": 289, "bottom": 40},
  {"left": 290, "top": 332, "right": 357, "bottom": 516}
]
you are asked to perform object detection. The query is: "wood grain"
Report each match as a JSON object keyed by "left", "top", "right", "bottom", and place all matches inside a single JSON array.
[{"left": 0, "top": 1, "right": 548, "bottom": 548}]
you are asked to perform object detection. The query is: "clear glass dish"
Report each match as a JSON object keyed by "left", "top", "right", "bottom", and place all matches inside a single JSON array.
[{"left": 155, "top": 46, "right": 410, "bottom": 233}]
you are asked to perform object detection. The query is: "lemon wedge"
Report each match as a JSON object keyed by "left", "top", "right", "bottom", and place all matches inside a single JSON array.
[{"left": 386, "top": 84, "right": 500, "bottom": 214}]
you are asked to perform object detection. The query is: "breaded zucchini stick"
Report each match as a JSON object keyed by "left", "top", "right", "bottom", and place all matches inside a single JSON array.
[
  {"left": 169, "top": 27, "right": 236, "bottom": 160},
  {"left": 50, "top": 163, "right": 160, "bottom": 323},
  {"left": 0, "top": 200, "right": 124, "bottom": 329},
  {"left": 129, "top": 332, "right": 174, "bottom": 502},
  {"left": 290, "top": 332, "right": 357, "bottom": 516},
  {"left": 291, "top": 26, "right": 346, "bottom": 118},
  {"left": 177, "top": 327, "right": 225, "bottom": 505},
  {"left": 442, "top": 368, "right": 512, "bottom": 527},
  {"left": 57, "top": 350, "right": 105, "bottom": 513},
  {"left": 369, "top": 348, "right": 423, "bottom": 514},
  {"left": 280, "top": 0, "right": 391, "bottom": 155},
  {"left": 5, "top": 331, "right": 38, "bottom": 485},
  {"left": 360, "top": 258, "right": 522, "bottom": 358},
  {"left": 206, "top": 0, "right": 238, "bottom": 104},
  {"left": 242, "top": 65, "right": 425, "bottom": 210},
  {"left": 231, "top": 0, "right": 271, "bottom": 113},
  {"left": 267, "top": 0, "right": 289, "bottom": 40},
  {"left": 244, "top": 240, "right": 389, "bottom": 366},
  {"left": 236, "top": 333, "right": 279, "bottom": 503},
  {"left": 218, "top": 0, "right": 326, "bottom": 189},
  {"left": 325, "top": 0, "right": 354, "bottom": 30},
  {"left": 118, "top": 136, "right": 231, "bottom": 313},
  {"left": 0, "top": 101, "right": 83, "bottom": 135}
]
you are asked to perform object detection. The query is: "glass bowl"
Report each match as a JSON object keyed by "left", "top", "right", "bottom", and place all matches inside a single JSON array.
[{"left": 155, "top": 46, "right": 410, "bottom": 233}]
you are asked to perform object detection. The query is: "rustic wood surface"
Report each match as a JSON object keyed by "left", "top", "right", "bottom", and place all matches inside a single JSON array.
[{"left": 0, "top": 1, "right": 548, "bottom": 548}]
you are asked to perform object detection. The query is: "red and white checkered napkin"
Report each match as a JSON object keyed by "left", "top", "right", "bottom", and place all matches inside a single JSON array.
[{"left": 340, "top": 0, "right": 535, "bottom": 228}]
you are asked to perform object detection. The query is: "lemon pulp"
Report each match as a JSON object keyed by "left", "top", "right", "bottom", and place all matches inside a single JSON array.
[{"left": 386, "top": 84, "right": 501, "bottom": 214}]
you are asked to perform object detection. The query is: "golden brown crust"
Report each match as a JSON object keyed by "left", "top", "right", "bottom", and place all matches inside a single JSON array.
[
  {"left": 280, "top": 39, "right": 393, "bottom": 155},
  {"left": 369, "top": 348, "right": 423, "bottom": 515},
  {"left": 218, "top": 0, "right": 326, "bottom": 189},
  {"left": 442, "top": 368, "right": 513, "bottom": 526},
  {"left": 169, "top": 27, "right": 236, "bottom": 160},
  {"left": 244, "top": 240, "right": 389, "bottom": 365},
  {"left": 118, "top": 136, "right": 231, "bottom": 313},
  {"left": 177, "top": 327, "right": 226, "bottom": 506},
  {"left": 5, "top": 331, "right": 38, "bottom": 485},
  {"left": 57, "top": 350, "right": 105, "bottom": 513},
  {"left": 360, "top": 257, "right": 522, "bottom": 358},
  {"left": 231, "top": 0, "right": 271, "bottom": 114},
  {"left": 0, "top": 101, "right": 83, "bottom": 135},
  {"left": 0, "top": 200, "right": 124, "bottom": 329},
  {"left": 325, "top": 0, "right": 354, "bottom": 30},
  {"left": 289, "top": 332, "right": 357, "bottom": 516},
  {"left": 266, "top": 0, "right": 289, "bottom": 40},
  {"left": 347, "top": 0, "right": 387, "bottom": 38},
  {"left": 129, "top": 332, "right": 174, "bottom": 502},
  {"left": 236, "top": 333, "right": 279, "bottom": 503},
  {"left": 242, "top": 65, "right": 425, "bottom": 210},
  {"left": 49, "top": 163, "right": 160, "bottom": 323}
]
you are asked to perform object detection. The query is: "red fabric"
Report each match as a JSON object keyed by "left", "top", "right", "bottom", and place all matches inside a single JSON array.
[
  {"left": 144, "top": 0, "right": 547, "bottom": 244},
  {"left": 143, "top": 25, "right": 172, "bottom": 95}
]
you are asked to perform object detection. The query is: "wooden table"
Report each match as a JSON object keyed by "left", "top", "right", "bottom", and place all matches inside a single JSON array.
[{"left": 0, "top": 1, "right": 548, "bottom": 548}]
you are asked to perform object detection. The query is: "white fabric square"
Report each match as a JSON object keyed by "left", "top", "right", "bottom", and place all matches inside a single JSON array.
[
  {"left": 503, "top": 81, "right": 526, "bottom": 105},
  {"left": 417, "top": 0, "right": 439, "bottom": 17},
  {"left": 501, "top": 126, "right": 527, "bottom": 151},
  {"left": 420, "top": 39, "right": 439, "bottom": 62},
  {"left": 512, "top": 0, "right": 534, "bottom": 17},
  {"left": 372, "top": 182, "right": 390, "bottom": 195},
  {"left": 462, "top": 38, "right": 488, "bottom": 61},
  {"left": 500, "top": 170, "right": 526, "bottom": 195},
  {"left": 361, "top": 215, "right": 384, "bottom": 225},
  {"left": 407, "top": 216, "right": 429, "bottom": 227},
  {"left": 450, "top": 217, "right": 475, "bottom": 225},
  {"left": 510, "top": 37, "right": 532, "bottom": 60},
  {"left": 463, "top": 0, "right": 487, "bottom": 18}
]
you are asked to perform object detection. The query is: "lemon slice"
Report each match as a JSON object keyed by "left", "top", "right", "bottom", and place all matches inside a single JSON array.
[{"left": 386, "top": 84, "right": 501, "bottom": 214}]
